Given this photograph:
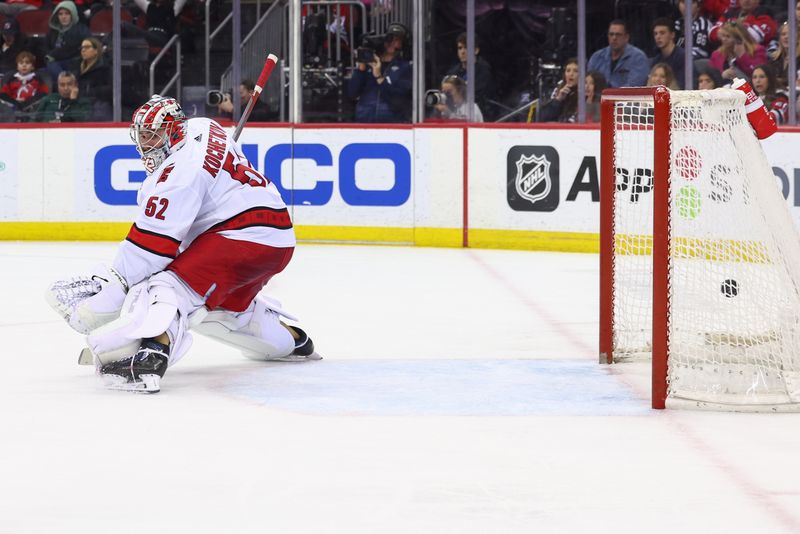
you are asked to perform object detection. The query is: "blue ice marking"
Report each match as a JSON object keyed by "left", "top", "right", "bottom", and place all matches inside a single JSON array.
[{"left": 223, "top": 360, "right": 647, "bottom": 416}]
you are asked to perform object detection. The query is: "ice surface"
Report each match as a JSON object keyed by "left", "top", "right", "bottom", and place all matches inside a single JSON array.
[{"left": 1, "top": 242, "right": 800, "bottom": 533}]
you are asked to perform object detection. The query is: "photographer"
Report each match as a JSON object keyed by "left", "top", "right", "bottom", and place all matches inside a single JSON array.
[
  {"left": 213, "top": 79, "right": 274, "bottom": 122},
  {"left": 428, "top": 75, "right": 483, "bottom": 122},
  {"left": 347, "top": 22, "right": 412, "bottom": 123}
]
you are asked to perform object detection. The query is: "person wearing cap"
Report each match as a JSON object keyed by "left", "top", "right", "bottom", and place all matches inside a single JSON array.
[
  {"left": 0, "top": 19, "right": 31, "bottom": 73},
  {"left": 347, "top": 22, "right": 412, "bottom": 123}
]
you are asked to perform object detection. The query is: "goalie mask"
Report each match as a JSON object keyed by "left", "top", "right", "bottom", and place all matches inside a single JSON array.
[{"left": 130, "top": 95, "right": 187, "bottom": 174}]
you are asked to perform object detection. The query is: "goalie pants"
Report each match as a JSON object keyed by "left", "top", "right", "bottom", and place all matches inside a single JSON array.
[{"left": 167, "top": 233, "right": 294, "bottom": 313}]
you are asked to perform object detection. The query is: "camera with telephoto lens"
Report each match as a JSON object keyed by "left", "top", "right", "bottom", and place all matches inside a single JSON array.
[
  {"left": 424, "top": 89, "right": 447, "bottom": 107},
  {"left": 206, "top": 90, "right": 231, "bottom": 107}
]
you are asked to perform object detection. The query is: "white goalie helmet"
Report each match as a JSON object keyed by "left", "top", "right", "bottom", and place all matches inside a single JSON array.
[{"left": 129, "top": 94, "right": 187, "bottom": 174}]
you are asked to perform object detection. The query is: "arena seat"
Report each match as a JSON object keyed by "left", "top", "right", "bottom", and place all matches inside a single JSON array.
[
  {"left": 16, "top": 9, "right": 51, "bottom": 38},
  {"left": 89, "top": 7, "right": 133, "bottom": 37}
]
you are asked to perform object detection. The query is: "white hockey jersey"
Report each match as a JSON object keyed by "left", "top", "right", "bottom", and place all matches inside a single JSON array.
[{"left": 113, "top": 117, "right": 295, "bottom": 286}]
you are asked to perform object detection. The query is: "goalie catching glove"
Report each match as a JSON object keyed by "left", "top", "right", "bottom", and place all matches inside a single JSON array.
[{"left": 45, "top": 264, "right": 129, "bottom": 334}]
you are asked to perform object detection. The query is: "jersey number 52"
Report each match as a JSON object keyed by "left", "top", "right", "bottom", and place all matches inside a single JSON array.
[{"left": 145, "top": 196, "right": 169, "bottom": 219}]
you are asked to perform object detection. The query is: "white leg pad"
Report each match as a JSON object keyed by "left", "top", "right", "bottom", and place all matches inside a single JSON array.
[
  {"left": 193, "top": 297, "right": 295, "bottom": 360},
  {"left": 88, "top": 281, "right": 180, "bottom": 366}
]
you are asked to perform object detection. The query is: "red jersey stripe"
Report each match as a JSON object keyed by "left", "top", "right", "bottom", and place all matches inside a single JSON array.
[
  {"left": 207, "top": 207, "right": 293, "bottom": 233},
  {"left": 126, "top": 223, "right": 181, "bottom": 258}
]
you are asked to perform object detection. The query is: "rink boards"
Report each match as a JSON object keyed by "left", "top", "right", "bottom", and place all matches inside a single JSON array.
[{"left": 1, "top": 123, "right": 800, "bottom": 251}]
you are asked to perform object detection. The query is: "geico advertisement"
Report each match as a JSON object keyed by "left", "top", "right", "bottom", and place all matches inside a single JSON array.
[
  {"left": 280, "top": 128, "right": 413, "bottom": 227},
  {"left": 78, "top": 127, "right": 413, "bottom": 225},
  {"left": 476, "top": 128, "right": 800, "bottom": 233}
]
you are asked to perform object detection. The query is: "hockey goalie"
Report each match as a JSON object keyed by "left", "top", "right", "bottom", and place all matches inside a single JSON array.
[{"left": 45, "top": 95, "right": 320, "bottom": 394}]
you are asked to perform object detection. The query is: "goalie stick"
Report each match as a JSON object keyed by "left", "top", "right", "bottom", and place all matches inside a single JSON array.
[{"left": 232, "top": 53, "right": 279, "bottom": 141}]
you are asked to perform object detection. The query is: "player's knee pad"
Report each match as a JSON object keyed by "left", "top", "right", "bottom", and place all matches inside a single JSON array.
[
  {"left": 88, "top": 279, "right": 182, "bottom": 366},
  {"left": 45, "top": 264, "right": 128, "bottom": 334},
  {"left": 193, "top": 295, "right": 295, "bottom": 360}
]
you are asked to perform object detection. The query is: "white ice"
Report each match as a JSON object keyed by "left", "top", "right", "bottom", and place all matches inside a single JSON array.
[{"left": 2, "top": 242, "right": 800, "bottom": 533}]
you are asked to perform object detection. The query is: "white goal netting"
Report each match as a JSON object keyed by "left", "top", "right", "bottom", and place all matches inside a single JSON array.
[{"left": 610, "top": 89, "right": 800, "bottom": 409}]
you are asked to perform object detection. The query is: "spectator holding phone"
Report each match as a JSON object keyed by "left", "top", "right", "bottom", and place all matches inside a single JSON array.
[{"left": 709, "top": 20, "right": 766, "bottom": 80}]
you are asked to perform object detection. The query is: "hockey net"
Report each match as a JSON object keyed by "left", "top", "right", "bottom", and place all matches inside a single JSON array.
[{"left": 600, "top": 87, "right": 800, "bottom": 410}]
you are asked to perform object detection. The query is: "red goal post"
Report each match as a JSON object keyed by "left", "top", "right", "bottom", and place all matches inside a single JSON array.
[
  {"left": 599, "top": 86, "right": 800, "bottom": 412},
  {"left": 600, "top": 87, "right": 671, "bottom": 409}
]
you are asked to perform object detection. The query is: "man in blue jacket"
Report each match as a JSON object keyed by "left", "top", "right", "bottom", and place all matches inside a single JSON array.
[
  {"left": 588, "top": 19, "right": 649, "bottom": 88},
  {"left": 348, "top": 23, "right": 412, "bottom": 123}
]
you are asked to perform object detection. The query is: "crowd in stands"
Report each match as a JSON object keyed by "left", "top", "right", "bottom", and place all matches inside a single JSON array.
[
  {"left": 0, "top": 0, "right": 195, "bottom": 122},
  {"left": 2, "top": 0, "right": 800, "bottom": 125},
  {"left": 540, "top": 0, "right": 800, "bottom": 124}
]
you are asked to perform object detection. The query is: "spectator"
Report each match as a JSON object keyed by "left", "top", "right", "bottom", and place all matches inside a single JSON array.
[
  {"left": 538, "top": 57, "right": 578, "bottom": 123},
  {"left": 675, "top": 0, "right": 715, "bottom": 60},
  {"left": 587, "top": 19, "right": 649, "bottom": 88},
  {"left": 768, "top": 22, "right": 800, "bottom": 90},
  {"left": 430, "top": 75, "right": 482, "bottom": 122},
  {"left": 585, "top": 71, "right": 607, "bottom": 123},
  {"left": 651, "top": 17, "right": 690, "bottom": 88},
  {"left": 72, "top": 37, "right": 111, "bottom": 120},
  {"left": 217, "top": 79, "right": 275, "bottom": 122},
  {"left": 444, "top": 32, "right": 494, "bottom": 119},
  {"left": 45, "top": 0, "right": 90, "bottom": 81},
  {"left": 709, "top": 0, "right": 777, "bottom": 46},
  {"left": 696, "top": 65, "right": 725, "bottom": 88},
  {"left": 647, "top": 62, "right": 680, "bottom": 89},
  {"left": 751, "top": 64, "right": 788, "bottom": 124},
  {"left": 0, "top": 51, "right": 48, "bottom": 112},
  {"left": 124, "top": 0, "right": 187, "bottom": 54},
  {"left": 347, "top": 22, "right": 411, "bottom": 123},
  {"left": 0, "top": 0, "right": 41, "bottom": 17},
  {"left": 709, "top": 20, "right": 767, "bottom": 80},
  {"left": 0, "top": 19, "right": 31, "bottom": 73},
  {"left": 32, "top": 70, "right": 90, "bottom": 122}
]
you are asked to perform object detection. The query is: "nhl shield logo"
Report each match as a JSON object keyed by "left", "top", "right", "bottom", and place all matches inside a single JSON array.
[
  {"left": 515, "top": 153, "right": 551, "bottom": 204},
  {"left": 507, "top": 146, "right": 559, "bottom": 212}
]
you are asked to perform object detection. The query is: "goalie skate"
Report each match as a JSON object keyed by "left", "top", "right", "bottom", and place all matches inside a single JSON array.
[
  {"left": 102, "top": 373, "right": 162, "bottom": 394},
  {"left": 272, "top": 326, "right": 322, "bottom": 362},
  {"left": 98, "top": 339, "right": 170, "bottom": 394}
]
